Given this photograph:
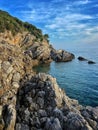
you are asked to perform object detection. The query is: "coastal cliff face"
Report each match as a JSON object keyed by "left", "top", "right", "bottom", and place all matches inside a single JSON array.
[
  {"left": 0, "top": 31, "right": 25, "bottom": 45},
  {"left": 0, "top": 31, "right": 49, "bottom": 46},
  {"left": 0, "top": 10, "right": 98, "bottom": 130}
]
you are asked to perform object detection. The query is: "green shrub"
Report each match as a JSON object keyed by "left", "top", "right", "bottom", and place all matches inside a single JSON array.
[{"left": 0, "top": 10, "right": 49, "bottom": 42}]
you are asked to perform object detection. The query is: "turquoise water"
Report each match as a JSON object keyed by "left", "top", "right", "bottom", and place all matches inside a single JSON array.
[{"left": 34, "top": 42, "right": 98, "bottom": 107}]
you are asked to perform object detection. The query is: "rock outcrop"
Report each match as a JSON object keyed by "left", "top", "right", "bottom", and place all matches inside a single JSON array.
[
  {"left": 25, "top": 43, "right": 52, "bottom": 64},
  {"left": 0, "top": 41, "right": 37, "bottom": 98},
  {"left": 8, "top": 73, "right": 98, "bottom": 130},
  {"left": 0, "top": 42, "right": 98, "bottom": 130},
  {"left": 0, "top": 71, "right": 94, "bottom": 130},
  {"left": 78, "top": 56, "right": 95, "bottom": 64},
  {"left": 0, "top": 32, "right": 97, "bottom": 130},
  {"left": 24, "top": 43, "right": 75, "bottom": 64},
  {"left": 88, "top": 61, "right": 95, "bottom": 64},
  {"left": 0, "top": 41, "right": 24, "bottom": 97},
  {"left": 78, "top": 56, "right": 87, "bottom": 61},
  {"left": 51, "top": 49, "right": 75, "bottom": 62}
]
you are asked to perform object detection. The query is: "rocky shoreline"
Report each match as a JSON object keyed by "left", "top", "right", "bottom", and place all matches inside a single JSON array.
[
  {"left": 15, "top": 73, "right": 97, "bottom": 130},
  {"left": 0, "top": 41, "right": 98, "bottom": 130},
  {"left": 0, "top": 10, "right": 98, "bottom": 130},
  {"left": 0, "top": 37, "right": 76, "bottom": 130},
  {"left": 1, "top": 72, "right": 98, "bottom": 130}
]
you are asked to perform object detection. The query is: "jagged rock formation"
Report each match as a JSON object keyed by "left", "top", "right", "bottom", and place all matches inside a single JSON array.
[
  {"left": 0, "top": 73, "right": 98, "bottom": 130},
  {"left": 51, "top": 49, "right": 75, "bottom": 62},
  {"left": 15, "top": 73, "right": 98, "bottom": 130},
  {"left": 0, "top": 42, "right": 24, "bottom": 97},
  {"left": 0, "top": 41, "right": 38, "bottom": 98},
  {"left": 1, "top": 73, "right": 98, "bottom": 130},
  {"left": 24, "top": 43, "right": 52, "bottom": 64}
]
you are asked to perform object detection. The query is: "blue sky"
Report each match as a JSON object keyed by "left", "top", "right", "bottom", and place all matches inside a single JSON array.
[{"left": 0, "top": 0, "right": 98, "bottom": 48}]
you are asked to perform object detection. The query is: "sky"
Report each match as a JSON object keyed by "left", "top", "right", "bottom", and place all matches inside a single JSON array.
[{"left": 0, "top": 0, "right": 98, "bottom": 48}]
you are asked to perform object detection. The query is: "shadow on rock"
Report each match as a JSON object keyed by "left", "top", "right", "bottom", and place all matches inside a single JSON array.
[{"left": 15, "top": 73, "right": 96, "bottom": 130}]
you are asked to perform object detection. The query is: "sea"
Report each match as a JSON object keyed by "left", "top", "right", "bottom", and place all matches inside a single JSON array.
[{"left": 34, "top": 42, "right": 98, "bottom": 107}]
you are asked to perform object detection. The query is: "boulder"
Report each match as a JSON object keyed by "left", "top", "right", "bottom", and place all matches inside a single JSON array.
[
  {"left": 78, "top": 56, "right": 87, "bottom": 61},
  {"left": 88, "top": 61, "right": 95, "bottom": 64},
  {"left": 78, "top": 56, "right": 96, "bottom": 64},
  {"left": 51, "top": 49, "right": 75, "bottom": 62}
]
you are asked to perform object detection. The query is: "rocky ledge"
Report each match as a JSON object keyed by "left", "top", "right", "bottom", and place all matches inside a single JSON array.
[
  {"left": 0, "top": 73, "right": 98, "bottom": 130},
  {"left": 25, "top": 43, "right": 75, "bottom": 64}
]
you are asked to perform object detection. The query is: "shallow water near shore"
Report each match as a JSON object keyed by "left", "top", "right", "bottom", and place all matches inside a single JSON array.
[{"left": 34, "top": 42, "right": 98, "bottom": 107}]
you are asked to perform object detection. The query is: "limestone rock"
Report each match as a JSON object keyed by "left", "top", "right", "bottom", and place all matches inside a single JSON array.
[
  {"left": 15, "top": 73, "right": 96, "bottom": 130},
  {"left": 25, "top": 43, "right": 52, "bottom": 64},
  {"left": 51, "top": 49, "right": 75, "bottom": 62},
  {"left": 12, "top": 72, "right": 20, "bottom": 83}
]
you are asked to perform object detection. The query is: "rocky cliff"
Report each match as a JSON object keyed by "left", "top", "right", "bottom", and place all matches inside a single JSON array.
[
  {"left": 0, "top": 73, "right": 98, "bottom": 130},
  {"left": 0, "top": 10, "right": 97, "bottom": 130}
]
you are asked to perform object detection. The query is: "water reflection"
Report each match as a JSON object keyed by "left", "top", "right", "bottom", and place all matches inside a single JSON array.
[{"left": 33, "top": 64, "right": 50, "bottom": 74}]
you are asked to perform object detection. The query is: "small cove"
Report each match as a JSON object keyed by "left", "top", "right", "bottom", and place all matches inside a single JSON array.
[{"left": 33, "top": 42, "right": 98, "bottom": 107}]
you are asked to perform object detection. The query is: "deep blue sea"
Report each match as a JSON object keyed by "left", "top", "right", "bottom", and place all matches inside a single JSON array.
[{"left": 34, "top": 42, "right": 98, "bottom": 107}]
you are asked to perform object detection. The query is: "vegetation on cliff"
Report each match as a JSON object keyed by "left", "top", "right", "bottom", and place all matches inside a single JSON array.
[{"left": 0, "top": 10, "right": 49, "bottom": 42}]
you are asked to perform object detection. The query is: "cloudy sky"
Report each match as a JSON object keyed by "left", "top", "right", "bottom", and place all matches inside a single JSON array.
[{"left": 0, "top": 0, "right": 98, "bottom": 47}]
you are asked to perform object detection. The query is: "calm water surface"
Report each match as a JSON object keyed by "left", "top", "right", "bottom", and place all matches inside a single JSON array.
[{"left": 34, "top": 42, "right": 98, "bottom": 107}]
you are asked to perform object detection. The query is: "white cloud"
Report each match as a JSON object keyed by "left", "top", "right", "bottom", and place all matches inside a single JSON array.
[
  {"left": 94, "top": 4, "right": 98, "bottom": 7},
  {"left": 18, "top": 0, "right": 98, "bottom": 44},
  {"left": 84, "top": 26, "right": 98, "bottom": 35},
  {"left": 80, "top": 32, "right": 98, "bottom": 43},
  {"left": 45, "top": 13, "right": 92, "bottom": 36},
  {"left": 74, "top": 0, "right": 91, "bottom": 5},
  {"left": 51, "top": 0, "right": 65, "bottom": 3}
]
